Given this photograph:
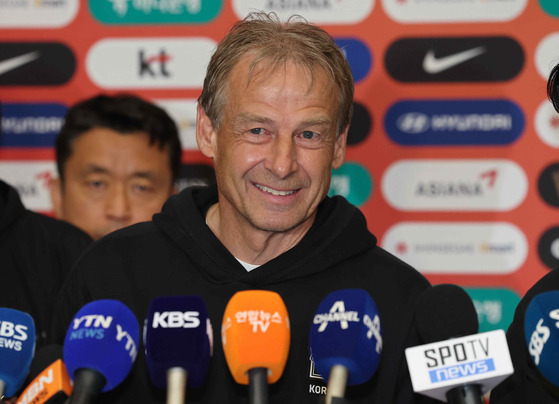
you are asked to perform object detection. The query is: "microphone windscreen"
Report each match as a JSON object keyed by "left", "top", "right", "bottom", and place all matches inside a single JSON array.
[
  {"left": 309, "top": 289, "right": 382, "bottom": 385},
  {"left": 221, "top": 290, "right": 290, "bottom": 385},
  {"left": 414, "top": 284, "right": 478, "bottom": 343},
  {"left": 15, "top": 345, "right": 72, "bottom": 404},
  {"left": 0, "top": 307, "right": 36, "bottom": 397},
  {"left": 144, "top": 295, "right": 212, "bottom": 388},
  {"left": 63, "top": 299, "right": 140, "bottom": 392},
  {"left": 524, "top": 290, "right": 559, "bottom": 387}
]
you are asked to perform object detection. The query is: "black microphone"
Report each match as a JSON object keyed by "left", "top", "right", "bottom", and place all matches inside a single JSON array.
[{"left": 406, "top": 284, "right": 513, "bottom": 404}]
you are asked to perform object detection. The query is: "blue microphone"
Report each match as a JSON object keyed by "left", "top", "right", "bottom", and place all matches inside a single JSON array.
[
  {"left": 309, "top": 289, "right": 382, "bottom": 404},
  {"left": 63, "top": 299, "right": 139, "bottom": 404},
  {"left": 0, "top": 308, "right": 35, "bottom": 399},
  {"left": 144, "top": 296, "right": 212, "bottom": 404},
  {"left": 524, "top": 290, "right": 559, "bottom": 388}
]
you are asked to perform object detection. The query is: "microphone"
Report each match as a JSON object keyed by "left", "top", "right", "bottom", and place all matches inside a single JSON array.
[
  {"left": 0, "top": 308, "right": 36, "bottom": 400},
  {"left": 413, "top": 284, "right": 479, "bottom": 344},
  {"left": 405, "top": 284, "right": 514, "bottom": 403},
  {"left": 63, "top": 299, "right": 140, "bottom": 404},
  {"left": 524, "top": 290, "right": 559, "bottom": 389},
  {"left": 221, "top": 290, "right": 290, "bottom": 404},
  {"left": 15, "top": 345, "right": 72, "bottom": 404},
  {"left": 309, "top": 289, "right": 382, "bottom": 404},
  {"left": 144, "top": 295, "right": 213, "bottom": 404}
]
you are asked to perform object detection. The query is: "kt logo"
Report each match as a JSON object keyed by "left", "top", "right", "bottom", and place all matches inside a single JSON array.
[{"left": 139, "top": 50, "right": 172, "bottom": 77}]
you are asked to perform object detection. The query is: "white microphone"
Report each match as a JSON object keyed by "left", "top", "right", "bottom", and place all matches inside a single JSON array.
[
  {"left": 405, "top": 284, "right": 514, "bottom": 403},
  {"left": 406, "top": 329, "right": 513, "bottom": 402}
]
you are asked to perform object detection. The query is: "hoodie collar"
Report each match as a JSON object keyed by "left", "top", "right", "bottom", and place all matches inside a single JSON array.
[{"left": 154, "top": 185, "right": 377, "bottom": 286}]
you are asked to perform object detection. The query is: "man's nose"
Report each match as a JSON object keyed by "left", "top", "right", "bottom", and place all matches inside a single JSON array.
[
  {"left": 105, "top": 184, "right": 132, "bottom": 221},
  {"left": 264, "top": 135, "right": 298, "bottom": 179}
]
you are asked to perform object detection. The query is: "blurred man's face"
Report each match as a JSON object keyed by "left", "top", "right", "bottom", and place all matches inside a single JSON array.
[{"left": 50, "top": 128, "right": 176, "bottom": 240}]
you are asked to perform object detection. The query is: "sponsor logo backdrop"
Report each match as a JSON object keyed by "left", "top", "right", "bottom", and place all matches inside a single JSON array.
[{"left": 1, "top": 0, "right": 557, "bottom": 330}]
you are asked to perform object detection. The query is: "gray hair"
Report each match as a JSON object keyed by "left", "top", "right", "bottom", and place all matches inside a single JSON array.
[{"left": 198, "top": 11, "right": 354, "bottom": 136}]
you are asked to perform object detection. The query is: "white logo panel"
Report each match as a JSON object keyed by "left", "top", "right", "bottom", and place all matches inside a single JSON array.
[
  {"left": 232, "top": 0, "right": 374, "bottom": 24},
  {"left": 405, "top": 330, "right": 513, "bottom": 402},
  {"left": 86, "top": 38, "right": 216, "bottom": 89},
  {"left": 0, "top": 161, "right": 56, "bottom": 212},
  {"left": 535, "top": 99, "right": 559, "bottom": 148},
  {"left": 382, "top": 222, "right": 527, "bottom": 274},
  {"left": 382, "top": 0, "right": 526, "bottom": 23},
  {"left": 536, "top": 33, "right": 559, "bottom": 80},
  {"left": 381, "top": 159, "right": 527, "bottom": 211},
  {"left": 154, "top": 99, "right": 198, "bottom": 151},
  {"left": 0, "top": 0, "right": 78, "bottom": 28}
]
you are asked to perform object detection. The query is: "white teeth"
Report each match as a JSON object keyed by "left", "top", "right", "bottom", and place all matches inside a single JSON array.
[{"left": 255, "top": 184, "right": 296, "bottom": 196}]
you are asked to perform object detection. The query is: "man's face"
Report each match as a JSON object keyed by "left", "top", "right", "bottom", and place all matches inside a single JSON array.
[
  {"left": 197, "top": 57, "right": 347, "bottom": 235},
  {"left": 51, "top": 128, "right": 175, "bottom": 240}
]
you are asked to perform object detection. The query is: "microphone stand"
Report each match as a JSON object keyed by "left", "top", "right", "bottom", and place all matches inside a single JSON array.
[
  {"left": 248, "top": 367, "right": 268, "bottom": 404},
  {"left": 446, "top": 384, "right": 484, "bottom": 404}
]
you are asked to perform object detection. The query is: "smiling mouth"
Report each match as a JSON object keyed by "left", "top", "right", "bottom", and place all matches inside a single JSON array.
[{"left": 255, "top": 184, "right": 297, "bottom": 196}]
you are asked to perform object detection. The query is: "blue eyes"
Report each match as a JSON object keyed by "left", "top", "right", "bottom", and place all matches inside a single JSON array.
[
  {"left": 301, "top": 131, "right": 316, "bottom": 140},
  {"left": 249, "top": 128, "right": 318, "bottom": 139}
]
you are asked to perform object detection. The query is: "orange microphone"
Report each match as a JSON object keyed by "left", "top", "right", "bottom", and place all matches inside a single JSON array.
[
  {"left": 16, "top": 345, "right": 72, "bottom": 404},
  {"left": 221, "top": 290, "right": 290, "bottom": 404}
]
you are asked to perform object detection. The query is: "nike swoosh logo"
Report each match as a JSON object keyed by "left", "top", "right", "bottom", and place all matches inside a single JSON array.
[
  {"left": 422, "top": 46, "right": 486, "bottom": 74},
  {"left": 0, "top": 51, "right": 40, "bottom": 76}
]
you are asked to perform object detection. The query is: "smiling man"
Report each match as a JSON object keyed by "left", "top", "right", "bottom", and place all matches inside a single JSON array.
[
  {"left": 197, "top": 54, "right": 347, "bottom": 264},
  {"left": 50, "top": 94, "right": 181, "bottom": 240},
  {"left": 52, "top": 13, "right": 435, "bottom": 403}
]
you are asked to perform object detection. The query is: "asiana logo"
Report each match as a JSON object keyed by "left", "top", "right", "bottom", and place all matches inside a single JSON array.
[
  {"left": 381, "top": 159, "right": 527, "bottom": 211},
  {"left": 415, "top": 169, "right": 496, "bottom": 197}
]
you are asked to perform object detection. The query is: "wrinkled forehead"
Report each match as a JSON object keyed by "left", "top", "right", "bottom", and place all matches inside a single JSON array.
[{"left": 230, "top": 53, "right": 330, "bottom": 96}]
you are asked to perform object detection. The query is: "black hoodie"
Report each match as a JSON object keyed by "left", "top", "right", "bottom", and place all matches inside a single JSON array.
[
  {"left": 52, "top": 185, "right": 436, "bottom": 403},
  {"left": 0, "top": 180, "right": 91, "bottom": 348}
]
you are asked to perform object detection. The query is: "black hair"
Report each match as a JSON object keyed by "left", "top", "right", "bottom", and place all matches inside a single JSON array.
[
  {"left": 56, "top": 94, "right": 181, "bottom": 181},
  {"left": 547, "top": 63, "right": 559, "bottom": 113}
]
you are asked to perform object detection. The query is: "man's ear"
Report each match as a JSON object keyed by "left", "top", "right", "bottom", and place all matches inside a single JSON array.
[
  {"left": 196, "top": 105, "right": 217, "bottom": 159},
  {"left": 49, "top": 177, "right": 64, "bottom": 219},
  {"left": 332, "top": 126, "right": 349, "bottom": 170}
]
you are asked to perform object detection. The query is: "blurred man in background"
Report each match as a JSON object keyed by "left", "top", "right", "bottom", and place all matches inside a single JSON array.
[
  {"left": 0, "top": 101, "right": 92, "bottom": 349},
  {"left": 489, "top": 62, "right": 559, "bottom": 404},
  {"left": 50, "top": 94, "right": 182, "bottom": 240}
]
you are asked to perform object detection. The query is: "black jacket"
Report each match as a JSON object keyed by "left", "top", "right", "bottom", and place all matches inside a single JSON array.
[
  {"left": 0, "top": 179, "right": 91, "bottom": 348},
  {"left": 52, "top": 185, "right": 437, "bottom": 403},
  {"left": 490, "top": 269, "right": 559, "bottom": 403}
]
